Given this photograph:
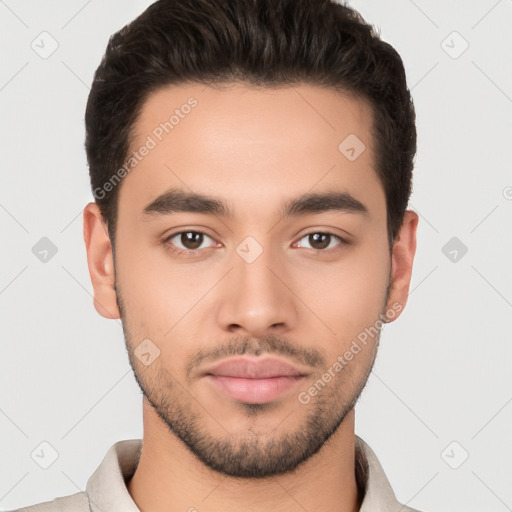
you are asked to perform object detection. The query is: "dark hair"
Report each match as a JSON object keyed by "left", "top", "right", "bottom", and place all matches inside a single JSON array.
[{"left": 85, "top": 0, "right": 416, "bottom": 248}]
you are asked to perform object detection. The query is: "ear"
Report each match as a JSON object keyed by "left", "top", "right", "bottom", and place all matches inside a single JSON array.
[
  {"left": 83, "top": 202, "right": 120, "bottom": 319},
  {"left": 384, "top": 210, "right": 418, "bottom": 322}
]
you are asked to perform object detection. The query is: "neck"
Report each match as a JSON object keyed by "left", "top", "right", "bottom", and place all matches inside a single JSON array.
[{"left": 127, "top": 398, "right": 361, "bottom": 512}]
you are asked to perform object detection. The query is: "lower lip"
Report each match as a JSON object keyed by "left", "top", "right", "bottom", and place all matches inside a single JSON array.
[{"left": 206, "top": 375, "right": 305, "bottom": 404}]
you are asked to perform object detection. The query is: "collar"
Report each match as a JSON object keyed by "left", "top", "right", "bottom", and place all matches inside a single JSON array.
[{"left": 86, "top": 436, "right": 412, "bottom": 512}]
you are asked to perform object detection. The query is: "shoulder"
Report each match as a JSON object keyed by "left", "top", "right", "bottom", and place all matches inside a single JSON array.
[
  {"left": 354, "top": 436, "right": 430, "bottom": 512},
  {"left": 8, "top": 492, "right": 89, "bottom": 512}
]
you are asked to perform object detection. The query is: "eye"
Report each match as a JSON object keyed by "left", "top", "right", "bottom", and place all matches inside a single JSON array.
[
  {"left": 163, "top": 229, "right": 348, "bottom": 257},
  {"left": 294, "top": 232, "right": 346, "bottom": 253},
  {"left": 164, "top": 230, "right": 218, "bottom": 255}
]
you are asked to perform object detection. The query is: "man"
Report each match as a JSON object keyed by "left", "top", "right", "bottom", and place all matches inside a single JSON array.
[{"left": 14, "top": 0, "right": 422, "bottom": 510}]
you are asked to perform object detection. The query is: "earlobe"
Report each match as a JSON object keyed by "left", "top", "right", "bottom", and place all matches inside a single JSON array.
[
  {"left": 83, "top": 202, "right": 121, "bottom": 319},
  {"left": 384, "top": 210, "right": 419, "bottom": 322}
]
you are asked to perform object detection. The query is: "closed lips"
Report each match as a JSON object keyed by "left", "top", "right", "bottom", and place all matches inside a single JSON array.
[{"left": 203, "top": 357, "right": 309, "bottom": 379}]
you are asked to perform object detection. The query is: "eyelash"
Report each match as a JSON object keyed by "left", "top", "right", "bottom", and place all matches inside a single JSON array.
[{"left": 163, "top": 230, "right": 348, "bottom": 257}]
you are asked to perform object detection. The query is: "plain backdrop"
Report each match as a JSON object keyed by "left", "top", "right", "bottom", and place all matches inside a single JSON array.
[{"left": 1, "top": 1, "right": 511, "bottom": 511}]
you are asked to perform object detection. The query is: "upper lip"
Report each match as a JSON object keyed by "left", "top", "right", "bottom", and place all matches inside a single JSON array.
[{"left": 202, "top": 356, "right": 309, "bottom": 379}]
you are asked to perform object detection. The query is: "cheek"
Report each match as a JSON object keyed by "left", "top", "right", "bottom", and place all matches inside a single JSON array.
[
  {"left": 114, "top": 241, "right": 208, "bottom": 366},
  {"left": 297, "top": 240, "right": 390, "bottom": 339},
  {"left": 116, "top": 231, "right": 195, "bottom": 312},
  {"left": 303, "top": 253, "right": 388, "bottom": 389}
]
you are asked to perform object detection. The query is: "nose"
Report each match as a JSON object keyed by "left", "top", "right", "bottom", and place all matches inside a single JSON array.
[{"left": 216, "top": 238, "right": 297, "bottom": 338}]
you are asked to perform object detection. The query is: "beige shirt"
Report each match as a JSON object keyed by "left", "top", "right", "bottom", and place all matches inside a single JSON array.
[{"left": 13, "top": 436, "right": 423, "bottom": 512}]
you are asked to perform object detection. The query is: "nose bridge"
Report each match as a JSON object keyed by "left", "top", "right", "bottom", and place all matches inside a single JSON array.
[{"left": 220, "top": 234, "right": 294, "bottom": 334}]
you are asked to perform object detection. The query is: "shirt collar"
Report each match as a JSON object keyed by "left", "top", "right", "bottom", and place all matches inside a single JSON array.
[
  {"left": 86, "top": 436, "right": 404, "bottom": 512},
  {"left": 354, "top": 436, "right": 407, "bottom": 511}
]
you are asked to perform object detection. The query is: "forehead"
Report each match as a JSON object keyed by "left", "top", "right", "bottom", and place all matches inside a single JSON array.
[{"left": 117, "top": 82, "right": 384, "bottom": 223}]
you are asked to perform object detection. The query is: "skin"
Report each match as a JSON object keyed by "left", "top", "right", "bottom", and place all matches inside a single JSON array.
[{"left": 83, "top": 82, "right": 418, "bottom": 512}]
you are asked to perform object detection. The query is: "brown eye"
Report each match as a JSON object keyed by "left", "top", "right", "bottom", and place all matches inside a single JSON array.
[
  {"left": 179, "top": 231, "right": 204, "bottom": 250},
  {"left": 308, "top": 233, "right": 331, "bottom": 250},
  {"left": 295, "top": 232, "right": 345, "bottom": 252},
  {"left": 164, "top": 230, "right": 217, "bottom": 255}
]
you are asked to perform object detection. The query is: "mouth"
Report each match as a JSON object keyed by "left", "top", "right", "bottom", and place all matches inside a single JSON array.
[{"left": 202, "top": 356, "right": 309, "bottom": 404}]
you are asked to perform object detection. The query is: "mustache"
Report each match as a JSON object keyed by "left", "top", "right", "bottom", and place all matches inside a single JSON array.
[{"left": 186, "top": 335, "right": 326, "bottom": 378}]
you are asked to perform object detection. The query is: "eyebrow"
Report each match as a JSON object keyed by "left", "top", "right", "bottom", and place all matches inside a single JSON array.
[{"left": 141, "top": 188, "right": 368, "bottom": 220}]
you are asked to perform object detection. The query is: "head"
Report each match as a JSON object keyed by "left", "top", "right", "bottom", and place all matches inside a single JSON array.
[{"left": 83, "top": 0, "right": 418, "bottom": 478}]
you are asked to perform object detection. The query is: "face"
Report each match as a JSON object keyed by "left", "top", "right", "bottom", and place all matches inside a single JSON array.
[{"left": 84, "top": 82, "right": 417, "bottom": 478}]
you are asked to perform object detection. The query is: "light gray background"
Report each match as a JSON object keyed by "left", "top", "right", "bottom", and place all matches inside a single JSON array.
[{"left": 1, "top": 1, "right": 511, "bottom": 510}]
